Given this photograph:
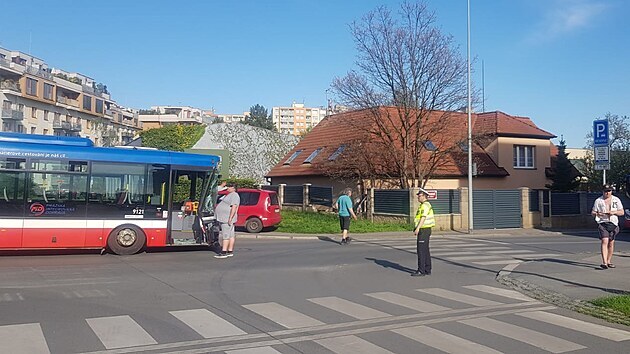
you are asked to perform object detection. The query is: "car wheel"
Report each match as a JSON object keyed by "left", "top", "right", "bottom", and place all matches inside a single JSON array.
[
  {"left": 245, "top": 217, "right": 263, "bottom": 233},
  {"left": 107, "top": 225, "right": 146, "bottom": 255}
]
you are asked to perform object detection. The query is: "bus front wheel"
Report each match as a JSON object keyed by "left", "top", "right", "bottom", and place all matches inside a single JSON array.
[{"left": 107, "top": 225, "right": 146, "bottom": 255}]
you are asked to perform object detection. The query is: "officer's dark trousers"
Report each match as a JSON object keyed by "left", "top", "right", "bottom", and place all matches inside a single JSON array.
[{"left": 416, "top": 228, "right": 432, "bottom": 274}]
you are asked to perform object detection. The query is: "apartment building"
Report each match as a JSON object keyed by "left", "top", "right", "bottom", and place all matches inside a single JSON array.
[
  {"left": 216, "top": 112, "right": 249, "bottom": 124},
  {"left": 272, "top": 103, "right": 326, "bottom": 136},
  {"left": 138, "top": 105, "right": 206, "bottom": 130},
  {"left": 0, "top": 47, "right": 141, "bottom": 146}
]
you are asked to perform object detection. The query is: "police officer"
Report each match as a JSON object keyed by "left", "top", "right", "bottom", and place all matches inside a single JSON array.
[{"left": 411, "top": 188, "right": 435, "bottom": 276}]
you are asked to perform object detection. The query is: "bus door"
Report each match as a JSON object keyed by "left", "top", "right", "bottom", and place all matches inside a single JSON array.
[
  {"left": 24, "top": 160, "right": 88, "bottom": 248},
  {"left": 169, "top": 170, "right": 202, "bottom": 243},
  {"left": 0, "top": 158, "right": 27, "bottom": 248}
]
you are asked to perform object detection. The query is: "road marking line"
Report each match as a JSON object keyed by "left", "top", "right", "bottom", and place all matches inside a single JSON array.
[
  {"left": 517, "top": 311, "right": 630, "bottom": 341},
  {"left": 431, "top": 251, "right": 478, "bottom": 256},
  {"left": 459, "top": 317, "right": 586, "bottom": 353},
  {"left": 308, "top": 297, "right": 391, "bottom": 319},
  {"left": 393, "top": 325, "right": 502, "bottom": 354},
  {"left": 472, "top": 260, "right": 523, "bottom": 265},
  {"left": 416, "top": 288, "right": 502, "bottom": 307},
  {"left": 463, "top": 285, "right": 535, "bottom": 302},
  {"left": 243, "top": 302, "right": 324, "bottom": 328},
  {"left": 485, "top": 250, "right": 534, "bottom": 254},
  {"left": 0, "top": 323, "right": 50, "bottom": 354},
  {"left": 225, "top": 346, "right": 282, "bottom": 354},
  {"left": 170, "top": 309, "right": 247, "bottom": 338},
  {"left": 315, "top": 335, "right": 395, "bottom": 354},
  {"left": 446, "top": 255, "right": 507, "bottom": 261},
  {"left": 86, "top": 315, "right": 157, "bottom": 349},
  {"left": 366, "top": 292, "right": 451, "bottom": 312}
]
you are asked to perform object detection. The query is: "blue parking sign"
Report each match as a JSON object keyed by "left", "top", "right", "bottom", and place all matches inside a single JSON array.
[{"left": 593, "top": 120, "right": 609, "bottom": 146}]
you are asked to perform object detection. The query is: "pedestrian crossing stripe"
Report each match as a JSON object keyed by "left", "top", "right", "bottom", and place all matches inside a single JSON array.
[
  {"left": 459, "top": 317, "right": 587, "bottom": 352},
  {"left": 86, "top": 315, "right": 157, "bottom": 349},
  {"left": 243, "top": 303, "right": 325, "bottom": 328},
  {"left": 170, "top": 309, "right": 247, "bottom": 338},
  {"left": 316, "top": 334, "right": 395, "bottom": 354},
  {"left": 393, "top": 325, "right": 502, "bottom": 354}
]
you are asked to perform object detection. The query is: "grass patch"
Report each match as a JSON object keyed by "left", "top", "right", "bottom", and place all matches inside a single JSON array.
[
  {"left": 276, "top": 210, "right": 414, "bottom": 234},
  {"left": 589, "top": 295, "right": 630, "bottom": 316}
]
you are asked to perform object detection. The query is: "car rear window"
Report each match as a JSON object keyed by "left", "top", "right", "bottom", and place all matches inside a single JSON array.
[
  {"left": 238, "top": 191, "right": 260, "bottom": 206},
  {"left": 269, "top": 193, "right": 279, "bottom": 205}
]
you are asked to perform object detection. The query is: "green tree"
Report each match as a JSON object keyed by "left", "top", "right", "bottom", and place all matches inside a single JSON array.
[
  {"left": 546, "top": 138, "right": 580, "bottom": 191},
  {"left": 140, "top": 125, "right": 206, "bottom": 151},
  {"left": 244, "top": 104, "right": 275, "bottom": 131}
]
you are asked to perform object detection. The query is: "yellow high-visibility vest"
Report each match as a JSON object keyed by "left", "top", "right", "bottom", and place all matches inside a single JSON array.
[{"left": 415, "top": 201, "right": 435, "bottom": 228}]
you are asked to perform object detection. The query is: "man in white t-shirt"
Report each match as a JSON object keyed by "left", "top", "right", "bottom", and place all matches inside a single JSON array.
[{"left": 591, "top": 184, "right": 624, "bottom": 269}]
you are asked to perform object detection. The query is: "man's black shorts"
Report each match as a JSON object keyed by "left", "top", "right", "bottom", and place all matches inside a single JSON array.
[{"left": 339, "top": 216, "right": 351, "bottom": 231}]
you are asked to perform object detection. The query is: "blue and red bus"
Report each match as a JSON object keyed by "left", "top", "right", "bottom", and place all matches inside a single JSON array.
[{"left": 0, "top": 132, "right": 221, "bottom": 254}]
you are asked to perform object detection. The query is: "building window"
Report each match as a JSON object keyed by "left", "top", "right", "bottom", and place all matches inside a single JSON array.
[
  {"left": 283, "top": 149, "right": 303, "bottom": 165},
  {"left": 31, "top": 108, "right": 37, "bottom": 118},
  {"left": 43, "top": 83, "right": 54, "bottom": 100},
  {"left": 83, "top": 95, "right": 92, "bottom": 111},
  {"left": 43, "top": 129, "right": 48, "bottom": 135},
  {"left": 2, "top": 100, "right": 10, "bottom": 110},
  {"left": 30, "top": 127, "right": 36, "bottom": 134},
  {"left": 513, "top": 145, "right": 535, "bottom": 168},
  {"left": 328, "top": 145, "right": 346, "bottom": 161},
  {"left": 43, "top": 110, "right": 49, "bottom": 121},
  {"left": 303, "top": 148, "right": 322, "bottom": 163},
  {"left": 26, "top": 78, "right": 37, "bottom": 96},
  {"left": 95, "top": 99, "right": 103, "bottom": 114}
]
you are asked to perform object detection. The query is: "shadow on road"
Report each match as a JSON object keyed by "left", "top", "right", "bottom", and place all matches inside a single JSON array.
[
  {"left": 318, "top": 236, "right": 341, "bottom": 245},
  {"left": 366, "top": 257, "right": 416, "bottom": 274}
]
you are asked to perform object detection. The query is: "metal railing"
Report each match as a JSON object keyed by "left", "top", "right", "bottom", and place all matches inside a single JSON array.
[
  {"left": 1, "top": 109, "right": 24, "bottom": 120},
  {"left": 56, "top": 95, "right": 80, "bottom": 107},
  {"left": 25, "top": 66, "right": 54, "bottom": 80},
  {"left": 0, "top": 80, "right": 20, "bottom": 92}
]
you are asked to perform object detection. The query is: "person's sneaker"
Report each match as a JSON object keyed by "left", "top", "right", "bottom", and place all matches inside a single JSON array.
[
  {"left": 346, "top": 237, "right": 353, "bottom": 243},
  {"left": 340, "top": 238, "right": 347, "bottom": 245},
  {"left": 226, "top": 252, "right": 234, "bottom": 257},
  {"left": 600, "top": 264, "right": 608, "bottom": 269},
  {"left": 410, "top": 271, "right": 425, "bottom": 277},
  {"left": 214, "top": 252, "right": 228, "bottom": 259}
]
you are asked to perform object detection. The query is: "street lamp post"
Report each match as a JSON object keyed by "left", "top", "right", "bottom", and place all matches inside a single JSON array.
[{"left": 467, "top": 0, "right": 474, "bottom": 233}]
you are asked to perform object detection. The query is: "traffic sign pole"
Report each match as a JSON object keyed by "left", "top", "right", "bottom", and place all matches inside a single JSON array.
[{"left": 593, "top": 119, "right": 610, "bottom": 185}]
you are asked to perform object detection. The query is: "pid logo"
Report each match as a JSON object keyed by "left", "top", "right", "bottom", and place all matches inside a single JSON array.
[{"left": 30, "top": 203, "right": 45, "bottom": 216}]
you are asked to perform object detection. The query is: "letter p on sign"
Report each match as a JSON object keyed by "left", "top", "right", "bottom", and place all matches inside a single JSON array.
[{"left": 593, "top": 120, "right": 609, "bottom": 146}]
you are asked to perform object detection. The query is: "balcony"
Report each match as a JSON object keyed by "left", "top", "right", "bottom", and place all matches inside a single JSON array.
[
  {"left": 82, "top": 84, "right": 95, "bottom": 95},
  {"left": 52, "top": 119, "right": 80, "bottom": 131},
  {"left": 1, "top": 108, "right": 25, "bottom": 120},
  {"left": 56, "top": 95, "right": 80, "bottom": 108},
  {"left": 25, "top": 66, "right": 54, "bottom": 80},
  {"left": 0, "top": 80, "right": 20, "bottom": 92}
]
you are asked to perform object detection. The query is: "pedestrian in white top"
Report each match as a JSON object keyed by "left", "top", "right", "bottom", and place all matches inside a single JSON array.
[{"left": 591, "top": 184, "right": 624, "bottom": 269}]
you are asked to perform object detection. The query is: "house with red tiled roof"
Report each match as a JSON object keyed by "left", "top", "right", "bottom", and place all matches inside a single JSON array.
[{"left": 266, "top": 107, "right": 556, "bottom": 194}]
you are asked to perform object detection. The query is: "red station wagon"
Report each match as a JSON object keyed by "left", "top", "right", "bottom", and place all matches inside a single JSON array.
[{"left": 218, "top": 188, "right": 282, "bottom": 233}]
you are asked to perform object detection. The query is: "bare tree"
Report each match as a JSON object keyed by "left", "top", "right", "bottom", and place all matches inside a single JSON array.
[{"left": 328, "top": 1, "right": 472, "bottom": 189}]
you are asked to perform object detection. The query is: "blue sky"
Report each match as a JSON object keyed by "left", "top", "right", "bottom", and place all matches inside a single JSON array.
[{"left": 1, "top": 0, "right": 628, "bottom": 148}]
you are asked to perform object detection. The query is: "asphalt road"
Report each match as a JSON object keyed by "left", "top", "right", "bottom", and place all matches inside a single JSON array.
[{"left": 0, "top": 233, "right": 629, "bottom": 353}]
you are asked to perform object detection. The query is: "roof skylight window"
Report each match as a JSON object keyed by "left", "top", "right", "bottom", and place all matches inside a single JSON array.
[
  {"left": 303, "top": 148, "right": 323, "bottom": 163},
  {"left": 283, "top": 149, "right": 304, "bottom": 165},
  {"left": 328, "top": 145, "right": 346, "bottom": 161}
]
